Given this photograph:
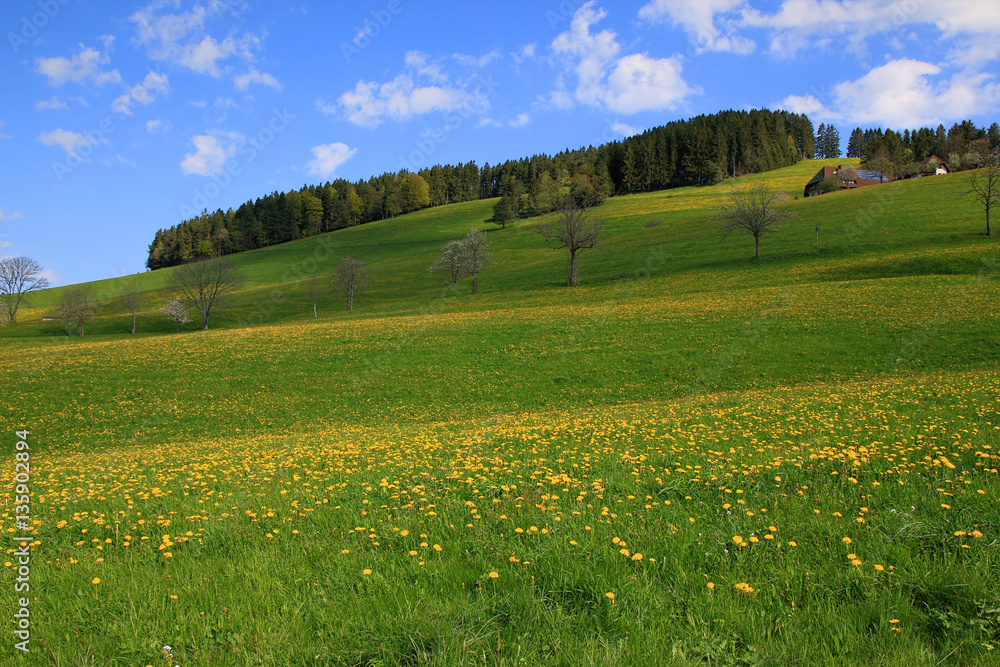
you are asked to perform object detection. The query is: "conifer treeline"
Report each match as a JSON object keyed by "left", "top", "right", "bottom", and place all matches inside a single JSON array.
[
  {"left": 146, "top": 108, "right": 815, "bottom": 270},
  {"left": 845, "top": 120, "right": 1000, "bottom": 171}
]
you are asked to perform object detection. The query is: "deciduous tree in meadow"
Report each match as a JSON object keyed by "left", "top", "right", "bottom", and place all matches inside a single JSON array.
[
  {"left": 169, "top": 257, "right": 245, "bottom": 330},
  {"left": 162, "top": 298, "right": 191, "bottom": 333},
  {"left": 55, "top": 285, "right": 96, "bottom": 336},
  {"left": 117, "top": 278, "right": 144, "bottom": 334},
  {"left": 334, "top": 256, "right": 369, "bottom": 311},
  {"left": 715, "top": 183, "right": 794, "bottom": 259},
  {"left": 964, "top": 147, "right": 1000, "bottom": 236},
  {"left": 0, "top": 256, "right": 49, "bottom": 324},
  {"left": 538, "top": 201, "right": 602, "bottom": 286}
]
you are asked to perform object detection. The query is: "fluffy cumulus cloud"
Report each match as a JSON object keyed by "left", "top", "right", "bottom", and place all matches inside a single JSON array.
[
  {"left": 638, "top": 0, "right": 754, "bottom": 54},
  {"left": 550, "top": 2, "right": 698, "bottom": 113},
  {"left": 234, "top": 69, "right": 281, "bottom": 91},
  {"left": 0, "top": 208, "right": 24, "bottom": 221},
  {"left": 780, "top": 59, "right": 1000, "bottom": 127},
  {"left": 38, "top": 129, "right": 105, "bottom": 153},
  {"left": 180, "top": 131, "right": 243, "bottom": 176},
  {"left": 129, "top": 1, "right": 263, "bottom": 80},
  {"left": 111, "top": 71, "right": 169, "bottom": 116},
  {"left": 306, "top": 143, "right": 357, "bottom": 179},
  {"left": 334, "top": 50, "right": 492, "bottom": 127},
  {"left": 35, "top": 41, "right": 122, "bottom": 87}
]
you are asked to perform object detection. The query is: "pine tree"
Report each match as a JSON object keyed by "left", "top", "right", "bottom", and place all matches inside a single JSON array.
[{"left": 846, "top": 128, "right": 864, "bottom": 158}]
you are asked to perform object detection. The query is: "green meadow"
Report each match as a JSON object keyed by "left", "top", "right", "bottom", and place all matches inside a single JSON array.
[{"left": 1, "top": 160, "right": 999, "bottom": 665}]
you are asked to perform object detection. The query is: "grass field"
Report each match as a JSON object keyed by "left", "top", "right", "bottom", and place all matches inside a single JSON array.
[{"left": 1, "top": 160, "right": 999, "bottom": 665}]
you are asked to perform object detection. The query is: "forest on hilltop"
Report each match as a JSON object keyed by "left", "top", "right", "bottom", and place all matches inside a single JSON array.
[{"left": 146, "top": 108, "right": 815, "bottom": 270}]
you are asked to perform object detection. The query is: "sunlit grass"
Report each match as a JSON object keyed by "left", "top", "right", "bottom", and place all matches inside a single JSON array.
[{"left": 1, "top": 161, "right": 999, "bottom": 664}]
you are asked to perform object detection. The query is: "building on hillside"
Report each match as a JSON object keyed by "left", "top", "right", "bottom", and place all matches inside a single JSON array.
[
  {"left": 912, "top": 155, "right": 951, "bottom": 177},
  {"left": 804, "top": 165, "right": 892, "bottom": 197}
]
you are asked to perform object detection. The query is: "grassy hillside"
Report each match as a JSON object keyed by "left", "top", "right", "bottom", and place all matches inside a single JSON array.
[{"left": 1, "top": 161, "right": 999, "bottom": 665}]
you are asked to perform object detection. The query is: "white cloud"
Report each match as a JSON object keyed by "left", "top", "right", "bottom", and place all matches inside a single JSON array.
[
  {"left": 509, "top": 112, "right": 531, "bottom": 127},
  {"left": 111, "top": 71, "right": 169, "bottom": 116},
  {"left": 180, "top": 131, "right": 243, "bottom": 176},
  {"left": 234, "top": 69, "right": 282, "bottom": 91},
  {"left": 129, "top": 1, "right": 261, "bottom": 79},
  {"left": 611, "top": 121, "right": 639, "bottom": 137},
  {"left": 638, "top": 0, "right": 754, "bottom": 54},
  {"left": 778, "top": 93, "right": 827, "bottom": 117},
  {"left": 35, "top": 43, "right": 122, "bottom": 87},
  {"left": 306, "top": 142, "right": 357, "bottom": 180},
  {"left": 478, "top": 113, "right": 532, "bottom": 128},
  {"left": 604, "top": 53, "right": 696, "bottom": 113},
  {"left": 114, "top": 153, "right": 137, "bottom": 168},
  {"left": 0, "top": 240, "right": 11, "bottom": 253},
  {"left": 744, "top": 0, "right": 1000, "bottom": 62},
  {"left": 780, "top": 59, "right": 1000, "bottom": 127},
  {"left": 513, "top": 43, "right": 536, "bottom": 64},
  {"left": 145, "top": 119, "right": 171, "bottom": 134},
  {"left": 549, "top": 2, "right": 698, "bottom": 113},
  {"left": 38, "top": 129, "right": 105, "bottom": 153},
  {"left": 0, "top": 121, "right": 9, "bottom": 140},
  {"left": 36, "top": 97, "right": 68, "bottom": 111},
  {"left": 334, "top": 50, "right": 492, "bottom": 127},
  {"left": 0, "top": 208, "right": 24, "bottom": 221}
]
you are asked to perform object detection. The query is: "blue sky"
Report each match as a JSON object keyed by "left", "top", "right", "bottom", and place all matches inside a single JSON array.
[{"left": 2, "top": 0, "right": 999, "bottom": 286}]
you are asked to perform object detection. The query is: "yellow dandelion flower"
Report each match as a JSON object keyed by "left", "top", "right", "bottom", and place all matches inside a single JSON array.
[
  {"left": 631, "top": 553, "right": 643, "bottom": 561},
  {"left": 91, "top": 577, "right": 100, "bottom": 585},
  {"left": 488, "top": 571, "right": 499, "bottom": 579},
  {"left": 706, "top": 582, "right": 715, "bottom": 589},
  {"left": 362, "top": 569, "right": 372, "bottom": 576}
]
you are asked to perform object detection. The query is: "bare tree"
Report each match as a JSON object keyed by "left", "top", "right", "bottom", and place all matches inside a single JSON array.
[
  {"left": 333, "top": 256, "right": 369, "bottom": 311},
  {"left": 169, "top": 257, "right": 245, "bottom": 330},
  {"left": 162, "top": 298, "right": 191, "bottom": 333},
  {"left": 117, "top": 278, "right": 144, "bottom": 334},
  {"left": 0, "top": 256, "right": 50, "bottom": 324},
  {"left": 716, "top": 183, "right": 795, "bottom": 259},
  {"left": 55, "top": 285, "right": 95, "bottom": 336},
  {"left": 429, "top": 240, "right": 466, "bottom": 284},
  {"left": 538, "top": 202, "right": 603, "bottom": 287},
  {"left": 964, "top": 148, "right": 1000, "bottom": 236}
]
